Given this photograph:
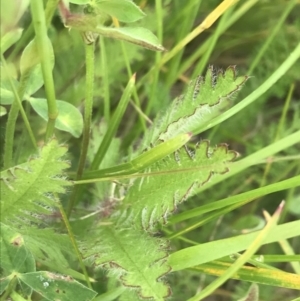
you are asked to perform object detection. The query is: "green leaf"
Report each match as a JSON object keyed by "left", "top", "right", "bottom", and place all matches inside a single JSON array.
[
  {"left": 69, "top": 0, "right": 90, "bottom": 4},
  {"left": 119, "top": 141, "right": 237, "bottom": 231},
  {"left": 0, "top": 224, "right": 35, "bottom": 297},
  {"left": 1, "top": 28, "right": 23, "bottom": 54},
  {"left": 0, "top": 105, "right": 7, "bottom": 116},
  {"left": 20, "top": 38, "right": 54, "bottom": 96},
  {"left": 19, "top": 271, "right": 97, "bottom": 301},
  {"left": 95, "top": 26, "right": 165, "bottom": 51},
  {"left": 169, "top": 220, "right": 300, "bottom": 271},
  {"left": 22, "top": 228, "right": 73, "bottom": 272},
  {"left": 65, "top": 14, "right": 165, "bottom": 51},
  {"left": 95, "top": 0, "right": 146, "bottom": 23},
  {"left": 28, "top": 98, "right": 83, "bottom": 137},
  {"left": 0, "top": 224, "right": 35, "bottom": 276},
  {"left": 0, "top": 139, "right": 71, "bottom": 227},
  {"left": 82, "top": 227, "right": 171, "bottom": 299},
  {"left": 0, "top": 65, "right": 19, "bottom": 105},
  {"left": 194, "top": 261, "right": 300, "bottom": 291},
  {"left": 142, "top": 66, "right": 248, "bottom": 146},
  {"left": 0, "top": 277, "right": 10, "bottom": 295}
]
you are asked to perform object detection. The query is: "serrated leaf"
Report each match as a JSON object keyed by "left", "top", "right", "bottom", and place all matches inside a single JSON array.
[
  {"left": 19, "top": 271, "right": 97, "bottom": 301},
  {"left": 20, "top": 38, "right": 55, "bottom": 96},
  {"left": 144, "top": 66, "right": 248, "bottom": 145},
  {"left": 0, "top": 139, "right": 71, "bottom": 227},
  {"left": 95, "top": 0, "right": 146, "bottom": 23},
  {"left": 28, "top": 98, "right": 83, "bottom": 137},
  {"left": 82, "top": 227, "right": 171, "bottom": 299},
  {"left": 1, "top": 28, "right": 23, "bottom": 54},
  {"left": 120, "top": 141, "right": 237, "bottom": 231}
]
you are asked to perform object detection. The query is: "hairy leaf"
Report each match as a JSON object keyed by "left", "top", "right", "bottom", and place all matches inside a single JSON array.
[
  {"left": 119, "top": 141, "right": 237, "bottom": 231},
  {"left": 0, "top": 139, "right": 71, "bottom": 227},
  {"left": 142, "top": 66, "right": 248, "bottom": 147},
  {"left": 0, "top": 140, "right": 74, "bottom": 270},
  {"left": 82, "top": 227, "right": 171, "bottom": 300}
]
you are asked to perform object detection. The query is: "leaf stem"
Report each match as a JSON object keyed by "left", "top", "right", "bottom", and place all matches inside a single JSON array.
[
  {"left": 66, "top": 42, "right": 95, "bottom": 217},
  {"left": 30, "top": 0, "right": 58, "bottom": 141},
  {"left": 100, "top": 37, "right": 110, "bottom": 122}
]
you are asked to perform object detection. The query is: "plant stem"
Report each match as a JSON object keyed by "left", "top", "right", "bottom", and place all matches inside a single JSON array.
[
  {"left": 100, "top": 37, "right": 110, "bottom": 122},
  {"left": 57, "top": 197, "right": 92, "bottom": 289},
  {"left": 66, "top": 42, "right": 95, "bottom": 217},
  {"left": 30, "top": 0, "right": 58, "bottom": 141},
  {"left": 1, "top": 54, "right": 37, "bottom": 168}
]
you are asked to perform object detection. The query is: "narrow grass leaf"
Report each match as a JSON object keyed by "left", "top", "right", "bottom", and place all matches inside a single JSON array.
[
  {"left": 169, "top": 220, "right": 300, "bottom": 272},
  {"left": 91, "top": 74, "right": 135, "bottom": 169},
  {"left": 82, "top": 132, "right": 191, "bottom": 180},
  {"left": 192, "top": 261, "right": 300, "bottom": 291},
  {"left": 187, "top": 202, "right": 283, "bottom": 300}
]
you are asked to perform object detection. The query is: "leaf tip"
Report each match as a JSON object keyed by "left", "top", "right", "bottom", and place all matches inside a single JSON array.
[{"left": 276, "top": 200, "right": 285, "bottom": 216}]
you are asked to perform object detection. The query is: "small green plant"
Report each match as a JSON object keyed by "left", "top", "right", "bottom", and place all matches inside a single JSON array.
[{"left": 1, "top": 0, "right": 300, "bottom": 300}]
